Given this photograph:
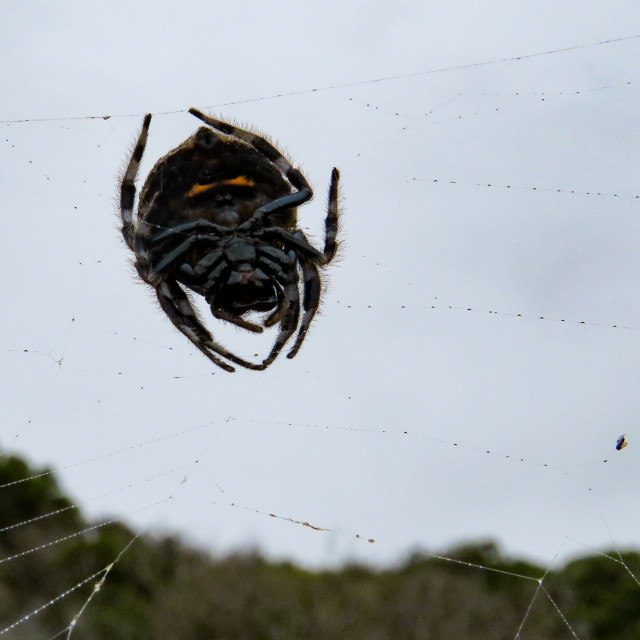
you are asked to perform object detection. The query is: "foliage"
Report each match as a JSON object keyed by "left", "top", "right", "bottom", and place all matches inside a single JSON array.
[{"left": 1, "top": 453, "right": 638, "bottom": 639}]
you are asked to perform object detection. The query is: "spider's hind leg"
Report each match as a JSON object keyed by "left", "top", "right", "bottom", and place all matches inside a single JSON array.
[
  {"left": 120, "top": 114, "right": 152, "bottom": 250},
  {"left": 155, "top": 280, "right": 235, "bottom": 372},
  {"left": 156, "top": 279, "right": 283, "bottom": 372}
]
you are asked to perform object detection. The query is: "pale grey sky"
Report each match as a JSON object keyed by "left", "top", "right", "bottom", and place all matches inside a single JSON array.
[{"left": 2, "top": 0, "right": 640, "bottom": 575}]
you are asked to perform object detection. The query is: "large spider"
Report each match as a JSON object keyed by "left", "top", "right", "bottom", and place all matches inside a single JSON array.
[{"left": 119, "top": 108, "right": 340, "bottom": 372}]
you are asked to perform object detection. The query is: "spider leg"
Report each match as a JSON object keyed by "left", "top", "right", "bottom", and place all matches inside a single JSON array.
[
  {"left": 210, "top": 308, "right": 263, "bottom": 334},
  {"left": 237, "top": 189, "right": 312, "bottom": 231},
  {"left": 146, "top": 220, "right": 229, "bottom": 246},
  {"left": 120, "top": 114, "right": 152, "bottom": 250},
  {"left": 263, "top": 295, "right": 285, "bottom": 327},
  {"left": 280, "top": 168, "right": 340, "bottom": 357},
  {"left": 323, "top": 168, "right": 340, "bottom": 262},
  {"left": 258, "top": 226, "right": 335, "bottom": 360},
  {"left": 155, "top": 280, "right": 235, "bottom": 372},
  {"left": 255, "top": 250, "right": 291, "bottom": 328},
  {"left": 256, "top": 280, "right": 301, "bottom": 370},
  {"left": 232, "top": 248, "right": 302, "bottom": 370},
  {"left": 149, "top": 234, "right": 214, "bottom": 274},
  {"left": 156, "top": 279, "right": 276, "bottom": 372},
  {"left": 287, "top": 258, "right": 321, "bottom": 359},
  {"left": 251, "top": 168, "right": 339, "bottom": 265}
]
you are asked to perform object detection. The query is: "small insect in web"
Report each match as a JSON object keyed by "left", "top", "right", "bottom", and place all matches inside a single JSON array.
[
  {"left": 616, "top": 434, "right": 628, "bottom": 450},
  {"left": 119, "top": 108, "right": 340, "bottom": 372}
]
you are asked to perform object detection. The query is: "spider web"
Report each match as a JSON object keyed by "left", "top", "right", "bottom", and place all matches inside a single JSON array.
[{"left": 1, "top": 11, "right": 640, "bottom": 638}]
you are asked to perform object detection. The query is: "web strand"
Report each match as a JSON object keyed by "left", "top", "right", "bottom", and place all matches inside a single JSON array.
[{"left": 1, "top": 33, "right": 638, "bottom": 124}]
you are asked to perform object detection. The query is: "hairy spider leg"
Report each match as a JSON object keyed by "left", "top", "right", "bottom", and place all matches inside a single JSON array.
[
  {"left": 155, "top": 280, "right": 235, "bottom": 372},
  {"left": 209, "top": 307, "right": 264, "bottom": 334},
  {"left": 155, "top": 280, "right": 279, "bottom": 372},
  {"left": 150, "top": 234, "right": 213, "bottom": 274},
  {"left": 146, "top": 220, "right": 230, "bottom": 245},
  {"left": 120, "top": 114, "right": 152, "bottom": 250},
  {"left": 323, "top": 167, "right": 341, "bottom": 262},
  {"left": 252, "top": 251, "right": 302, "bottom": 369},
  {"left": 287, "top": 257, "right": 321, "bottom": 359},
  {"left": 215, "top": 273, "right": 300, "bottom": 371},
  {"left": 250, "top": 231, "right": 323, "bottom": 358},
  {"left": 263, "top": 289, "right": 287, "bottom": 328},
  {"left": 237, "top": 189, "right": 312, "bottom": 231},
  {"left": 288, "top": 169, "right": 341, "bottom": 355},
  {"left": 261, "top": 168, "right": 340, "bottom": 261},
  {"left": 256, "top": 247, "right": 297, "bottom": 329}
]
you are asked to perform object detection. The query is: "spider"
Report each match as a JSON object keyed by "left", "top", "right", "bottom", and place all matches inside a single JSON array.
[{"left": 119, "top": 108, "right": 340, "bottom": 372}]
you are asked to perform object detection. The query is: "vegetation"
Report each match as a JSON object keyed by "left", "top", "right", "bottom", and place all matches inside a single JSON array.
[{"left": 1, "top": 453, "right": 639, "bottom": 639}]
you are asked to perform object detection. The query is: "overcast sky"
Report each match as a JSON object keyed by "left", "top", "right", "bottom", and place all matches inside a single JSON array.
[{"left": 2, "top": 0, "right": 640, "bottom": 582}]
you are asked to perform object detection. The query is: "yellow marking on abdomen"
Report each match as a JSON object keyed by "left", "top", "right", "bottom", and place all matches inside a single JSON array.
[{"left": 188, "top": 176, "right": 255, "bottom": 197}]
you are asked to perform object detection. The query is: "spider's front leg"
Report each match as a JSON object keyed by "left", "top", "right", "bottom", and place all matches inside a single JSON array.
[{"left": 237, "top": 189, "right": 313, "bottom": 231}]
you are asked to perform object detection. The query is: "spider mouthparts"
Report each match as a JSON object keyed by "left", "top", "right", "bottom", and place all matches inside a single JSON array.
[
  {"left": 227, "top": 270, "right": 256, "bottom": 286},
  {"left": 226, "top": 266, "right": 269, "bottom": 287}
]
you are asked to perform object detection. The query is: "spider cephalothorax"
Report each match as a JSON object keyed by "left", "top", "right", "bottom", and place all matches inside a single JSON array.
[{"left": 119, "top": 108, "right": 340, "bottom": 372}]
